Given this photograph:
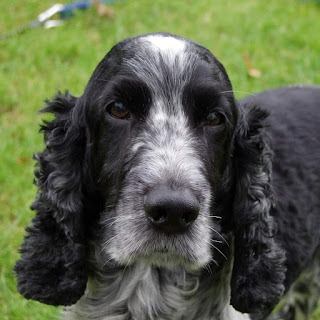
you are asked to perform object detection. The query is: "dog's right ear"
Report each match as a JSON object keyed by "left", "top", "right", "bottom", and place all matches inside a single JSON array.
[
  {"left": 230, "top": 103, "right": 286, "bottom": 313},
  {"left": 14, "top": 92, "right": 88, "bottom": 306}
]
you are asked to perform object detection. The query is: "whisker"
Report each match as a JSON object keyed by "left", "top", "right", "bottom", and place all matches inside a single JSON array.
[
  {"left": 221, "top": 90, "right": 257, "bottom": 97},
  {"left": 101, "top": 215, "right": 137, "bottom": 229},
  {"left": 209, "top": 258, "right": 219, "bottom": 267},
  {"left": 204, "top": 263, "right": 213, "bottom": 273},
  {"left": 204, "top": 239, "right": 228, "bottom": 260},
  {"left": 107, "top": 216, "right": 132, "bottom": 227},
  {"left": 211, "top": 239, "right": 223, "bottom": 244},
  {"left": 100, "top": 235, "right": 118, "bottom": 253},
  {"left": 211, "top": 244, "right": 228, "bottom": 260},
  {"left": 100, "top": 216, "right": 117, "bottom": 224},
  {"left": 208, "top": 215, "right": 222, "bottom": 220},
  {"left": 207, "top": 226, "right": 229, "bottom": 247}
]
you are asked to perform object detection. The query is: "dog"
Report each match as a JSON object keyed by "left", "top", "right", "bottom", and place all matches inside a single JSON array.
[{"left": 15, "top": 33, "right": 320, "bottom": 320}]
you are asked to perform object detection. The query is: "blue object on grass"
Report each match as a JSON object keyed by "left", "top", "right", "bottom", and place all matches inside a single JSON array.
[{"left": 59, "top": 1, "right": 91, "bottom": 19}]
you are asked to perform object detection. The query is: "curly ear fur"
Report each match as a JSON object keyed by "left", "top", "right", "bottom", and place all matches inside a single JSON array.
[
  {"left": 14, "top": 92, "right": 88, "bottom": 306},
  {"left": 230, "top": 104, "right": 286, "bottom": 314}
]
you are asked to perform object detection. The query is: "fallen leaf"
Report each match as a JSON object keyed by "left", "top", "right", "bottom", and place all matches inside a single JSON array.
[
  {"left": 243, "top": 52, "right": 261, "bottom": 78},
  {"left": 92, "top": 0, "right": 115, "bottom": 18},
  {"left": 16, "top": 156, "right": 29, "bottom": 164}
]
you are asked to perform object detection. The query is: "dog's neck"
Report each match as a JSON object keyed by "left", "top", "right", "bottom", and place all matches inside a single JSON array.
[{"left": 64, "top": 250, "right": 249, "bottom": 320}]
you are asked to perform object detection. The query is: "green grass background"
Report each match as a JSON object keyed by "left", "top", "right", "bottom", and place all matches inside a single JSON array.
[{"left": 1, "top": 0, "right": 319, "bottom": 319}]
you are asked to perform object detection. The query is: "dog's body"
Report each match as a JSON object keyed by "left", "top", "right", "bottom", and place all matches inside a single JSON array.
[
  {"left": 15, "top": 33, "right": 320, "bottom": 320},
  {"left": 242, "top": 87, "right": 320, "bottom": 319}
]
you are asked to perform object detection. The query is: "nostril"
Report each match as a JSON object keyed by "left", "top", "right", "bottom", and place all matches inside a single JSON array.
[
  {"left": 182, "top": 208, "right": 199, "bottom": 225},
  {"left": 147, "top": 207, "right": 168, "bottom": 224}
]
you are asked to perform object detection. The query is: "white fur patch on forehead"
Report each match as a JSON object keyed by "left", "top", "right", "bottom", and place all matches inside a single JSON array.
[{"left": 143, "top": 34, "right": 186, "bottom": 56}]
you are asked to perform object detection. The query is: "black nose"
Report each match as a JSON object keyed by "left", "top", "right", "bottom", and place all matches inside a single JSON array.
[{"left": 144, "top": 187, "right": 199, "bottom": 234}]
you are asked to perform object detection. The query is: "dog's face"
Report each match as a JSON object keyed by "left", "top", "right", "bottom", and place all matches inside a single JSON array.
[
  {"left": 16, "top": 33, "right": 286, "bottom": 312},
  {"left": 84, "top": 33, "right": 237, "bottom": 269}
]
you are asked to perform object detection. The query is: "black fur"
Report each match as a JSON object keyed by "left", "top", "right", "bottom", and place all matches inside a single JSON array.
[{"left": 15, "top": 93, "right": 88, "bottom": 305}]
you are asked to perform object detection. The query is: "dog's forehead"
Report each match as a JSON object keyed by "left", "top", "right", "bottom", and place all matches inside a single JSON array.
[
  {"left": 110, "top": 34, "right": 218, "bottom": 95},
  {"left": 140, "top": 34, "right": 187, "bottom": 58}
]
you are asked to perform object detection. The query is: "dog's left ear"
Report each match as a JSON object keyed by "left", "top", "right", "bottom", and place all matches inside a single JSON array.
[
  {"left": 230, "top": 103, "right": 286, "bottom": 314},
  {"left": 14, "top": 92, "right": 88, "bottom": 306}
]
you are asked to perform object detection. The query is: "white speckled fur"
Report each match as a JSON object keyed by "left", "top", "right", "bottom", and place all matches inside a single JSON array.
[
  {"left": 145, "top": 34, "right": 186, "bottom": 59},
  {"left": 64, "top": 241, "right": 250, "bottom": 320}
]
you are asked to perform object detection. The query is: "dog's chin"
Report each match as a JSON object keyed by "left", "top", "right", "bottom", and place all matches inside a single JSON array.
[{"left": 104, "top": 224, "right": 214, "bottom": 270}]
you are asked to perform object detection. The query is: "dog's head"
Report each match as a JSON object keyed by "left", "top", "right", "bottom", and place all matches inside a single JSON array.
[{"left": 15, "top": 33, "right": 285, "bottom": 313}]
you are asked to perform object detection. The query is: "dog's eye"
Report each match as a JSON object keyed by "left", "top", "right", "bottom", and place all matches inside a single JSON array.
[
  {"left": 204, "top": 113, "right": 224, "bottom": 126},
  {"left": 107, "top": 102, "right": 130, "bottom": 119}
]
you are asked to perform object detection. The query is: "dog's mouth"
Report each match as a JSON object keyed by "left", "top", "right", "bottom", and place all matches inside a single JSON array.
[{"left": 136, "top": 250, "right": 203, "bottom": 269}]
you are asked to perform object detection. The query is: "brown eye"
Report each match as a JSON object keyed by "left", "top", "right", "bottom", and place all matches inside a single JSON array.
[
  {"left": 107, "top": 102, "right": 130, "bottom": 119},
  {"left": 205, "top": 113, "right": 224, "bottom": 126}
]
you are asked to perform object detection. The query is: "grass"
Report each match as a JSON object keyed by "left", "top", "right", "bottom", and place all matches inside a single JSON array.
[{"left": 1, "top": 0, "right": 319, "bottom": 319}]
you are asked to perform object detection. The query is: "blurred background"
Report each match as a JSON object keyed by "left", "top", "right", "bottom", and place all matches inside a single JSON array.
[{"left": 0, "top": 0, "right": 319, "bottom": 319}]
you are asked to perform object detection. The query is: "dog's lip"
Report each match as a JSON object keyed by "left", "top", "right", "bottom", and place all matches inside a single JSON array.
[
  {"left": 138, "top": 247, "right": 182, "bottom": 258},
  {"left": 136, "top": 250, "right": 203, "bottom": 270},
  {"left": 144, "top": 249, "right": 189, "bottom": 261},
  {"left": 153, "top": 248, "right": 169, "bottom": 253}
]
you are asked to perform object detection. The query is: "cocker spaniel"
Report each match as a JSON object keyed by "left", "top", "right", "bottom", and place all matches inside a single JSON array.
[{"left": 15, "top": 33, "right": 320, "bottom": 320}]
